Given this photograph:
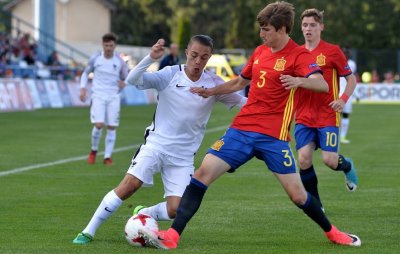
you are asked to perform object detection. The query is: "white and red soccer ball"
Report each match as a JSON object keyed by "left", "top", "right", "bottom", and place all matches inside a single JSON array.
[{"left": 124, "top": 214, "right": 159, "bottom": 247}]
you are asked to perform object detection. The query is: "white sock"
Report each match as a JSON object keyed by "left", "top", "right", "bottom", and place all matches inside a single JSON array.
[
  {"left": 82, "top": 190, "right": 123, "bottom": 236},
  {"left": 138, "top": 201, "right": 172, "bottom": 221},
  {"left": 341, "top": 118, "right": 350, "bottom": 138},
  {"left": 91, "top": 127, "right": 103, "bottom": 151},
  {"left": 104, "top": 129, "right": 116, "bottom": 158}
]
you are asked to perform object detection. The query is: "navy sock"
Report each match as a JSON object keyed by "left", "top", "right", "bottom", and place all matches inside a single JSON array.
[
  {"left": 297, "top": 192, "right": 331, "bottom": 232},
  {"left": 335, "top": 155, "right": 351, "bottom": 173},
  {"left": 300, "top": 165, "right": 322, "bottom": 207},
  {"left": 171, "top": 178, "right": 208, "bottom": 235}
]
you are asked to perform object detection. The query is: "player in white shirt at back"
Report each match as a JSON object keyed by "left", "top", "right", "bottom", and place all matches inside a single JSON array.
[
  {"left": 72, "top": 35, "right": 247, "bottom": 244},
  {"left": 339, "top": 47, "right": 357, "bottom": 144},
  {"left": 79, "top": 33, "right": 128, "bottom": 165}
]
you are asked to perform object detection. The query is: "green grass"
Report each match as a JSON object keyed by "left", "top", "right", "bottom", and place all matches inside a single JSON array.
[{"left": 0, "top": 104, "right": 399, "bottom": 254}]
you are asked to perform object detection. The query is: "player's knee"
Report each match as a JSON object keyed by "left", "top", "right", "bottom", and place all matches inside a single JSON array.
[
  {"left": 289, "top": 192, "right": 307, "bottom": 206},
  {"left": 95, "top": 123, "right": 104, "bottom": 129},
  {"left": 298, "top": 154, "right": 312, "bottom": 169},
  {"left": 193, "top": 166, "right": 209, "bottom": 182},
  {"left": 107, "top": 125, "right": 116, "bottom": 130},
  {"left": 286, "top": 186, "right": 308, "bottom": 205}
]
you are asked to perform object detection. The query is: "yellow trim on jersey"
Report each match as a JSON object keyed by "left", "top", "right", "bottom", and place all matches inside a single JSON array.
[
  {"left": 279, "top": 88, "right": 296, "bottom": 140},
  {"left": 332, "top": 69, "right": 340, "bottom": 126}
]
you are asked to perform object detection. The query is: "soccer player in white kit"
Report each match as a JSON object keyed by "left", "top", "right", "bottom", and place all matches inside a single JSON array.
[
  {"left": 339, "top": 47, "right": 357, "bottom": 144},
  {"left": 72, "top": 35, "right": 247, "bottom": 244},
  {"left": 79, "top": 33, "right": 128, "bottom": 165}
]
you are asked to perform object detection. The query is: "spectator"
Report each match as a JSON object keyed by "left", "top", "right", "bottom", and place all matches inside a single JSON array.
[
  {"left": 159, "top": 43, "right": 179, "bottom": 70},
  {"left": 394, "top": 73, "right": 400, "bottom": 83},
  {"left": 47, "top": 50, "right": 62, "bottom": 66},
  {"left": 22, "top": 49, "right": 36, "bottom": 65},
  {"left": 371, "top": 69, "right": 380, "bottom": 83},
  {"left": 383, "top": 71, "right": 395, "bottom": 84},
  {"left": 47, "top": 50, "right": 64, "bottom": 78}
]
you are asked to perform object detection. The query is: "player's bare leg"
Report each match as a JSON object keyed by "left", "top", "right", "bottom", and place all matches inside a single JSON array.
[
  {"left": 140, "top": 154, "right": 230, "bottom": 249},
  {"left": 275, "top": 172, "right": 361, "bottom": 246},
  {"left": 73, "top": 174, "right": 142, "bottom": 244}
]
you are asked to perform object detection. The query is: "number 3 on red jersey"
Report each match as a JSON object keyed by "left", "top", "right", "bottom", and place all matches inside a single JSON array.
[{"left": 257, "top": 70, "right": 267, "bottom": 88}]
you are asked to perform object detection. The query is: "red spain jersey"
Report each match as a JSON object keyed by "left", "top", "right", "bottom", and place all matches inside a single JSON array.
[
  {"left": 231, "top": 39, "right": 321, "bottom": 141},
  {"left": 296, "top": 40, "right": 352, "bottom": 127}
]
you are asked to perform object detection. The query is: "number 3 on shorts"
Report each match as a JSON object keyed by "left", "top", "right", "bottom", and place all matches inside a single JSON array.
[{"left": 281, "top": 149, "right": 293, "bottom": 167}]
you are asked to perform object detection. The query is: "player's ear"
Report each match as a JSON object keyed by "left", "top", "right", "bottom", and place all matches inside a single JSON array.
[
  {"left": 185, "top": 49, "right": 188, "bottom": 56},
  {"left": 320, "top": 23, "right": 324, "bottom": 32}
]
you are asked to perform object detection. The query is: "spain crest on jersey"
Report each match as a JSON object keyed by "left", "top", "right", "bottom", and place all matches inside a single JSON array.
[
  {"left": 316, "top": 53, "right": 326, "bottom": 66},
  {"left": 273, "top": 58, "right": 286, "bottom": 71}
]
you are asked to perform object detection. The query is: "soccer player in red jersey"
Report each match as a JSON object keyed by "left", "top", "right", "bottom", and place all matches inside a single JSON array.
[
  {"left": 295, "top": 8, "right": 358, "bottom": 210},
  {"left": 139, "top": 2, "right": 361, "bottom": 249}
]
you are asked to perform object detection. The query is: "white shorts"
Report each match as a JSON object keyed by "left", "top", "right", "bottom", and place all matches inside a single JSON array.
[
  {"left": 90, "top": 95, "right": 120, "bottom": 126},
  {"left": 127, "top": 145, "right": 194, "bottom": 198},
  {"left": 342, "top": 98, "right": 352, "bottom": 114}
]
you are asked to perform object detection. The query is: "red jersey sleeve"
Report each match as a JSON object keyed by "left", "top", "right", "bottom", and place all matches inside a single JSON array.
[
  {"left": 293, "top": 50, "right": 322, "bottom": 77},
  {"left": 332, "top": 46, "right": 352, "bottom": 77},
  {"left": 240, "top": 51, "right": 255, "bottom": 80}
]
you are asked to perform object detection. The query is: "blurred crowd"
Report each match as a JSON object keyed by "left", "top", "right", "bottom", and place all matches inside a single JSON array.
[
  {"left": 0, "top": 31, "right": 82, "bottom": 80},
  {"left": 0, "top": 31, "right": 399, "bottom": 85},
  {"left": 359, "top": 69, "right": 400, "bottom": 84}
]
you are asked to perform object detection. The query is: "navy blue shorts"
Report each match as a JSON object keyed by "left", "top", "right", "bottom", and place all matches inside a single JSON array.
[
  {"left": 294, "top": 124, "right": 339, "bottom": 152},
  {"left": 207, "top": 128, "right": 297, "bottom": 174}
]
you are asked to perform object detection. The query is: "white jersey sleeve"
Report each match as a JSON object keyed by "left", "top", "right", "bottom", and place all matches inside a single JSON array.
[
  {"left": 208, "top": 73, "right": 247, "bottom": 109},
  {"left": 340, "top": 59, "right": 357, "bottom": 95},
  {"left": 79, "top": 53, "right": 99, "bottom": 88},
  {"left": 125, "top": 55, "right": 176, "bottom": 91},
  {"left": 348, "top": 59, "right": 356, "bottom": 74},
  {"left": 217, "top": 93, "right": 247, "bottom": 109},
  {"left": 118, "top": 56, "right": 129, "bottom": 81}
]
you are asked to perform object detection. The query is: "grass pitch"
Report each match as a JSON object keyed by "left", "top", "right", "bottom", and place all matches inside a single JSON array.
[{"left": 0, "top": 103, "right": 399, "bottom": 254}]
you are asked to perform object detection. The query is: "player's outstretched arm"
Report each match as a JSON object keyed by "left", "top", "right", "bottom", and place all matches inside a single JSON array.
[
  {"left": 125, "top": 39, "right": 166, "bottom": 88},
  {"left": 190, "top": 76, "right": 250, "bottom": 98},
  {"left": 280, "top": 73, "right": 328, "bottom": 92},
  {"left": 149, "top": 39, "right": 166, "bottom": 60}
]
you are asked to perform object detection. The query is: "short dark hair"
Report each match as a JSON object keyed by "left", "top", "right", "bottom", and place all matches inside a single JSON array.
[
  {"left": 188, "top": 35, "right": 214, "bottom": 52},
  {"left": 301, "top": 8, "right": 324, "bottom": 24},
  {"left": 102, "top": 33, "right": 117, "bottom": 43},
  {"left": 257, "top": 1, "right": 295, "bottom": 34}
]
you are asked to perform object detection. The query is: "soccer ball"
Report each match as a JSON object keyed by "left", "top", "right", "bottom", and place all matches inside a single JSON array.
[{"left": 124, "top": 214, "right": 159, "bottom": 247}]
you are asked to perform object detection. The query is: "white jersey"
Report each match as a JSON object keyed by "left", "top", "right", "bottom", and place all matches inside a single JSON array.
[
  {"left": 126, "top": 55, "right": 247, "bottom": 161},
  {"left": 80, "top": 52, "right": 128, "bottom": 98},
  {"left": 339, "top": 59, "right": 357, "bottom": 96}
]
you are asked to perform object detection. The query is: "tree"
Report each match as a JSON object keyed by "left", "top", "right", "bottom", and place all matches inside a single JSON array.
[
  {"left": 111, "top": 0, "right": 170, "bottom": 46},
  {"left": 111, "top": 0, "right": 400, "bottom": 49}
]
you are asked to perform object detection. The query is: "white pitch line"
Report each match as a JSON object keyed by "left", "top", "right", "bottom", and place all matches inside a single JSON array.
[{"left": 0, "top": 125, "right": 228, "bottom": 177}]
